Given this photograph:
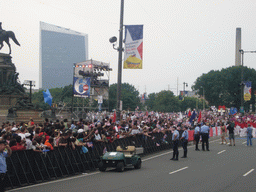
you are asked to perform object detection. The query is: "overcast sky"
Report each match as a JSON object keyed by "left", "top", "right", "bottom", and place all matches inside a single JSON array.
[{"left": 1, "top": 0, "right": 256, "bottom": 95}]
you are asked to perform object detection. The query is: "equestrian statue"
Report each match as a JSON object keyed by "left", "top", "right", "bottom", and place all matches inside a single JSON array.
[{"left": 0, "top": 22, "right": 20, "bottom": 54}]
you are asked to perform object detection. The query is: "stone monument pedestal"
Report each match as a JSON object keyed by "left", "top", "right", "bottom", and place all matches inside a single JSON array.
[{"left": 0, "top": 53, "right": 45, "bottom": 124}]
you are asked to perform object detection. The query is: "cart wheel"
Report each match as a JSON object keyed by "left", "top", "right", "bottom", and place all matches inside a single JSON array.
[
  {"left": 116, "top": 162, "right": 124, "bottom": 172},
  {"left": 98, "top": 162, "right": 106, "bottom": 172},
  {"left": 134, "top": 159, "right": 141, "bottom": 169}
]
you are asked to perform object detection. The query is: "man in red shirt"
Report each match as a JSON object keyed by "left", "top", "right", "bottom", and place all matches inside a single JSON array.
[{"left": 10, "top": 136, "right": 26, "bottom": 151}]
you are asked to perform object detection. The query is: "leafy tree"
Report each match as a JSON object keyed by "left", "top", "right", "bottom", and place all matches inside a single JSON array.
[
  {"left": 145, "top": 93, "right": 156, "bottom": 111},
  {"left": 192, "top": 66, "right": 256, "bottom": 111},
  {"left": 153, "top": 90, "right": 181, "bottom": 112},
  {"left": 109, "top": 83, "right": 140, "bottom": 111}
]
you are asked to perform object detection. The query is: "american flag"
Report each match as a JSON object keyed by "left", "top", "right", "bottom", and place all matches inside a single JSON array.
[
  {"left": 87, "top": 142, "right": 94, "bottom": 148},
  {"left": 103, "top": 147, "right": 107, "bottom": 154}
]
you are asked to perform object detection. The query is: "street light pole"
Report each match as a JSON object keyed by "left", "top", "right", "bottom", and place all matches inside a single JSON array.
[
  {"left": 183, "top": 82, "right": 188, "bottom": 97},
  {"left": 200, "top": 86, "right": 205, "bottom": 110},
  {"left": 239, "top": 49, "right": 256, "bottom": 113},
  {"left": 116, "top": 0, "right": 124, "bottom": 121},
  {"left": 240, "top": 49, "right": 244, "bottom": 112}
]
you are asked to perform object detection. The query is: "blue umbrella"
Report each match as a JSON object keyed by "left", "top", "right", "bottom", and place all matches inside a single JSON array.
[{"left": 43, "top": 89, "right": 52, "bottom": 106}]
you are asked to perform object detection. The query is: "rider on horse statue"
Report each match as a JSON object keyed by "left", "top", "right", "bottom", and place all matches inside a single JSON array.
[{"left": 0, "top": 22, "right": 20, "bottom": 54}]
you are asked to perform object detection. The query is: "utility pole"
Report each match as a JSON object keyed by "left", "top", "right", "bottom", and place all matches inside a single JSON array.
[
  {"left": 116, "top": 0, "right": 124, "bottom": 121},
  {"left": 239, "top": 49, "right": 256, "bottom": 113}
]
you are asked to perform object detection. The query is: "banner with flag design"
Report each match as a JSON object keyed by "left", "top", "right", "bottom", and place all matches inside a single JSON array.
[{"left": 124, "top": 25, "right": 143, "bottom": 69}]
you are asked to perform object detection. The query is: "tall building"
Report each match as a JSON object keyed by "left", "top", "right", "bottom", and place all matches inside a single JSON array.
[{"left": 39, "top": 22, "right": 88, "bottom": 89}]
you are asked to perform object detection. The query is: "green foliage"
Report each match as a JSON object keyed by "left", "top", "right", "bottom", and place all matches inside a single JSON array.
[
  {"left": 192, "top": 66, "right": 256, "bottom": 111},
  {"left": 109, "top": 83, "right": 141, "bottom": 111}
]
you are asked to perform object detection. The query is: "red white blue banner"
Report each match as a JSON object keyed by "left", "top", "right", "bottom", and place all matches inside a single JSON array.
[
  {"left": 124, "top": 25, "right": 143, "bottom": 69},
  {"left": 244, "top": 81, "right": 251, "bottom": 101}
]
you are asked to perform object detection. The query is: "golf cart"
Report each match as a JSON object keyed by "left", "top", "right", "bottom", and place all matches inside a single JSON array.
[{"left": 98, "top": 146, "right": 142, "bottom": 172}]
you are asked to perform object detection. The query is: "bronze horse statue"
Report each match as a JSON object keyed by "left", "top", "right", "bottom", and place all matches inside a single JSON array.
[{"left": 0, "top": 22, "right": 20, "bottom": 54}]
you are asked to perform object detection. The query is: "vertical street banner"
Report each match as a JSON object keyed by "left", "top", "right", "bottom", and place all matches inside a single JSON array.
[
  {"left": 73, "top": 77, "right": 90, "bottom": 97},
  {"left": 244, "top": 81, "right": 252, "bottom": 101},
  {"left": 124, "top": 25, "right": 143, "bottom": 69}
]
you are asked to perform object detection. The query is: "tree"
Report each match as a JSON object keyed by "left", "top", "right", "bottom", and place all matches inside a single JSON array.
[
  {"left": 192, "top": 66, "right": 256, "bottom": 111},
  {"left": 145, "top": 93, "right": 156, "bottom": 111},
  {"left": 108, "top": 83, "right": 141, "bottom": 111}
]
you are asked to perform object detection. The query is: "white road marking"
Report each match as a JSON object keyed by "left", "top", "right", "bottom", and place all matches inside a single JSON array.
[
  {"left": 243, "top": 169, "right": 254, "bottom": 177},
  {"left": 217, "top": 150, "right": 226, "bottom": 154},
  {"left": 7, "top": 171, "right": 101, "bottom": 191},
  {"left": 169, "top": 166, "right": 188, "bottom": 175}
]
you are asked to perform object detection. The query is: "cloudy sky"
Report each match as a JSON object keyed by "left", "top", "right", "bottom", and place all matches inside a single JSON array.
[{"left": 1, "top": 0, "right": 256, "bottom": 95}]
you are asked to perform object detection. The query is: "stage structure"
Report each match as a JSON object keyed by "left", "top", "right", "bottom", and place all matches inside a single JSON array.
[{"left": 71, "top": 59, "right": 112, "bottom": 118}]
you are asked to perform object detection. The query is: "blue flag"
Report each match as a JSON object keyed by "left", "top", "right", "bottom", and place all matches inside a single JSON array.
[
  {"left": 43, "top": 89, "right": 52, "bottom": 106},
  {"left": 189, "top": 110, "right": 196, "bottom": 123},
  {"left": 229, "top": 107, "right": 238, "bottom": 115}
]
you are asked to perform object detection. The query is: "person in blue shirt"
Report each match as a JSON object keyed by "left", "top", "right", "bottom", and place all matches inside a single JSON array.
[
  {"left": 246, "top": 124, "right": 253, "bottom": 146},
  {"left": 201, "top": 122, "right": 210, "bottom": 151},
  {"left": 170, "top": 126, "right": 179, "bottom": 161},
  {"left": 194, "top": 123, "right": 200, "bottom": 151},
  {"left": 180, "top": 126, "right": 189, "bottom": 158},
  {"left": 0, "top": 140, "right": 12, "bottom": 192}
]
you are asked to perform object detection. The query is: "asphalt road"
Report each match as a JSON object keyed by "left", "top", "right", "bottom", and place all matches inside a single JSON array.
[{"left": 8, "top": 137, "right": 256, "bottom": 192}]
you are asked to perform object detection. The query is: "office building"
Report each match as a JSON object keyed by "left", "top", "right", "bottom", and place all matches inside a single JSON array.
[{"left": 39, "top": 21, "right": 88, "bottom": 89}]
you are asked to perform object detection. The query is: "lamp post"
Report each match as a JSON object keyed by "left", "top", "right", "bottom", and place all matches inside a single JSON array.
[
  {"left": 239, "top": 49, "right": 256, "bottom": 113},
  {"left": 23, "top": 80, "right": 35, "bottom": 103},
  {"left": 109, "top": 0, "right": 124, "bottom": 121},
  {"left": 200, "top": 86, "right": 205, "bottom": 110},
  {"left": 183, "top": 82, "right": 188, "bottom": 97}
]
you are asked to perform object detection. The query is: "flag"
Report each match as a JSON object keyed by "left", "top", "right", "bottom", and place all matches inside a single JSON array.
[
  {"left": 113, "top": 111, "right": 116, "bottom": 123},
  {"left": 198, "top": 111, "right": 202, "bottom": 123},
  {"left": 124, "top": 25, "right": 143, "bottom": 69},
  {"left": 189, "top": 110, "right": 196, "bottom": 123},
  {"left": 103, "top": 147, "right": 107, "bottom": 154},
  {"left": 229, "top": 107, "right": 238, "bottom": 115},
  {"left": 188, "top": 110, "right": 191, "bottom": 117},
  {"left": 43, "top": 89, "right": 52, "bottom": 106},
  {"left": 244, "top": 81, "right": 252, "bottom": 101},
  {"left": 87, "top": 142, "right": 93, "bottom": 148}
]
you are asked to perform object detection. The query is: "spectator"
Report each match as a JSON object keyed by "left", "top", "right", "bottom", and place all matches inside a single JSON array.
[
  {"left": 11, "top": 127, "right": 18, "bottom": 138},
  {"left": 18, "top": 127, "right": 26, "bottom": 140},
  {"left": 0, "top": 140, "right": 12, "bottom": 192},
  {"left": 31, "top": 140, "right": 42, "bottom": 153},
  {"left": 10, "top": 136, "right": 26, "bottom": 151},
  {"left": 25, "top": 133, "right": 32, "bottom": 150},
  {"left": 44, "top": 137, "right": 54, "bottom": 150}
]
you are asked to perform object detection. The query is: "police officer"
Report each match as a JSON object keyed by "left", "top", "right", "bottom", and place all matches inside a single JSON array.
[
  {"left": 0, "top": 140, "right": 12, "bottom": 192},
  {"left": 201, "top": 122, "right": 210, "bottom": 151},
  {"left": 194, "top": 123, "right": 200, "bottom": 151},
  {"left": 170, "top": 126, "right": 179, "bottom": 161},
  {"left": 180, "top": 126, "right": 188, "bottom": 158}
]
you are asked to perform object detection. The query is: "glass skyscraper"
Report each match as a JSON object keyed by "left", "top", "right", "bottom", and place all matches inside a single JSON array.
[{"left": 39, "top": 22, "right": 88, "bottom": 89}]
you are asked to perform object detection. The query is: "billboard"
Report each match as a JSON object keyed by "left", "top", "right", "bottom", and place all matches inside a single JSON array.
[{"left": 73, "top": 77, "right": 90, "bottom": 97}]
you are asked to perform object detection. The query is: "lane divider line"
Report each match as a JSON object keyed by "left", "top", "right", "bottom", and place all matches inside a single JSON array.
[
  {"left": 243, "top": 169, "right": 254, "bottom": 177},
  {"left": 217, "top": 150, "right": 226, "bottom": 154},
  {"left": 169, "top": 166, "right": 188, "bottom": 175}
]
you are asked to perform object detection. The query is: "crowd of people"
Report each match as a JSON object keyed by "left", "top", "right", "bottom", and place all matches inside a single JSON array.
[
  {"left": 0, "top": 110, "right": 255, "bottom": 191},
  {"left": 0, "top": 110, "right": 255, "bottom": 153}
]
